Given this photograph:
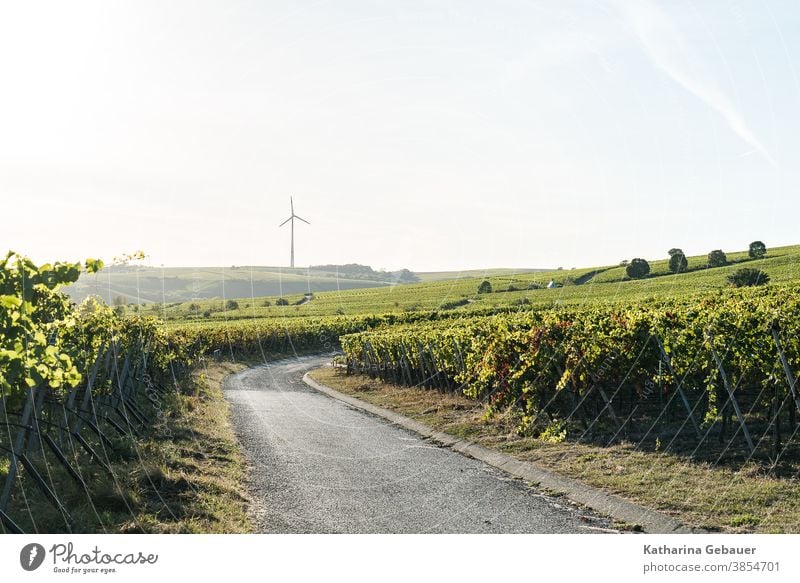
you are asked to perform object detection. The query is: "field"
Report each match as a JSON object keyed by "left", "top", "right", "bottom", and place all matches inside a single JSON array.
[
  {"left": 65, "top": 265, "right": 391, "bottom": 305},
  {"left": 134, "top": 244, "right": 800, "bottom": 323},
  {"left": 5, "top": 242, "right": 800, "bottom": 533}
]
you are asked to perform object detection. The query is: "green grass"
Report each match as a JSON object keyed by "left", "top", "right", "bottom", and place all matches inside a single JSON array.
[
  {"left": 151, "top": 243, "right": 800, "bottom": 323},
  {"left": 414, "top": 267, "right": 546, "bottom": 282}
]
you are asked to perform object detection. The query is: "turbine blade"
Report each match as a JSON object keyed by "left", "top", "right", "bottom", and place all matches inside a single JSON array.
[
  {"left": 279, "top": 216, "right": 292, "bottom": 227},
  {"left": 295, "top": 215, "right": 310, "bottom": 225},
  {"left": 290, "top": 196, "right": 294, "bottom": 214}
]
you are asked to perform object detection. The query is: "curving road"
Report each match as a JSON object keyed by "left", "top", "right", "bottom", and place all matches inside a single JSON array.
[{"left": 224, "top": 355, "right": 615, "bottom": 534}]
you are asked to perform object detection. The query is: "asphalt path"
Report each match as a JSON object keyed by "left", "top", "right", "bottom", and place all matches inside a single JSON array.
[{"left": 224, "top": 355, "right": 615, "bottom": 534}]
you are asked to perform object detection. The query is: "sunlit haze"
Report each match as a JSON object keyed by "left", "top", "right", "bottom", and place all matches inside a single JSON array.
[{"left": 1, "top": 0, "right": 798, "bottom": 271}]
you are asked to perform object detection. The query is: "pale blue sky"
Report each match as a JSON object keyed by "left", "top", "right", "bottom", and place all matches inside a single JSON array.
[{"left": 1, "top": 0, "right": 798, "bottom": 270}]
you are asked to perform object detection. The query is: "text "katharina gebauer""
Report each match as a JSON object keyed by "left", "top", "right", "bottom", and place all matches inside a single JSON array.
[{"left": 644, "top": 545, "right": 756, "bottom": 555}]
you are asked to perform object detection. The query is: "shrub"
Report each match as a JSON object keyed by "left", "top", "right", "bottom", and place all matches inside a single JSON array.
[
  {"left": 262, "top": 300, "right": 272, "bottom": 307},
  {"left": 707, "top": 249, "right": 728, "bottom": 268},
  {"left": 477, "top": 280, "right": 492, "bottom": 294},
  {"left": 225, "top": 299, "right": 239, "bottom": 310},
  {"left": 625, "top": 258, "right": 650, "bottom": 279},
  {"left": 275, "top": 297, "right": 289, "bottom": 306},
  {"left": 749, "top": 241, "right": 767, "bottom": 259},
  {"left": 727, "top": 268, "right": 770, "bottom": 287},
  {"left": 440, "top": 298, "right": 470, "bottom": 310},
  {"left": 188, "top": 303, "right": 201, "bottom": 314}
]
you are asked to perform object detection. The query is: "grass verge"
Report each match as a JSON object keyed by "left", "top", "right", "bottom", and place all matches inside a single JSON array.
[
  {"left": 3, "top": 361, "right": 252, "bottom": 534},
  {"left": 309, "top": 365, "right": 800, "bottom": 534}
]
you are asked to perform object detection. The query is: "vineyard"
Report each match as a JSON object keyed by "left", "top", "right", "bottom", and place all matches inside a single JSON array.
[
  {"left": 75, "top": 244, "right": 800, "bottom": 321},
  {"left": 341, "top": 286, "right": 800, "bottom": 470},
  {"left": 6, "top": 246, "right": 800, "bottom": 533},
  {"left": 0, "top": 253, "right": 364, "bottom": 534}
]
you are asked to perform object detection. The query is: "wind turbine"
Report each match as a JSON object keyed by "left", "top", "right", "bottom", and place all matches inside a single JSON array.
[{"left": 279, "top": 197, "right": 310, "bottom": 268}]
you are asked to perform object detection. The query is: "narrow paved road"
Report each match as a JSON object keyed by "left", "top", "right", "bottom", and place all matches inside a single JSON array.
[{"left": 224, "top": 355, "right": 615, "bottom": 534}]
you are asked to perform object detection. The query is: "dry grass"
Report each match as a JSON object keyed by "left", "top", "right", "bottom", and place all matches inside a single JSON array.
[
  {"left": 127, "top": 360, "right": 253, "bottom": 533},
  {"left": 310, "top": 366, "right": 800, "bottom": 533},
  {"left": 2, "top": 361, "right": 252, "bottom": 534}
]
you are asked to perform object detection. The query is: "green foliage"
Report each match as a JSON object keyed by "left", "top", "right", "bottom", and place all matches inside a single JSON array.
[
  {"left": 626, "top": 258, "right": 650, "bottom": 279},
  {"left": 340, "top": 285, "right": 800, "bottom": 436},
  {"left": 749, "top": 241, "right": 767, "bottom": 259},
  {"left": 538, "top": 419, "right": 568, "bottom": 443},
  {"left": 225, "top": 299, "right": 240, "bottom": 310},
  {"left": 707, "top": 249, "right": 728, "bottom": 267},
  {"left": 0, "top": 252, "right": 85, "bottom": 397},
  {"left": 727, "top": 268, "right": 770, "bottom": 287},
  {"left": 275, "top": 297, "right": 289, "bottom": 306},
  {"left": 0, "top": 252, "right": 170, "bottom": 402},
  {"left": 439, "top": 298, "right": 469, "bottom": 310},
  {"left": 668, "top": 249, "right": 688, "bottom": 274},
  {"left": 477, "top": 280, "right": 492, "bottom": 294}
]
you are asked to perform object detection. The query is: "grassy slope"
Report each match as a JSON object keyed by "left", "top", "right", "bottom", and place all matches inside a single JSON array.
[
  {"left": 157, "top": 244, "right": 800, "bottom": 323},
  {"left": 65, "top": 266, "right": 389, "bottom": 304},
  {"left": 415, "top": 267, "right": 546, "bottom": 282}
]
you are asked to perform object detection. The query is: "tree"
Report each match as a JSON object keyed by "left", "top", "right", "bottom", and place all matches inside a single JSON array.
[
  {"left": 668, "top": 248, "right": 688, "bottom": 274},
  {"left": 727, "top": 268, "right": 770, "bottom": 287},
  {"left": 275, "top": 297, "right": 289, "bottom": 306},
  {"left": 626, "top": 258, "right": 650, "bottom": 279},
  {"left": 394, "top": 269, "right": 419, "bottom": 283},
  {"left": 225, "top": 299, "right": 239, "bottom": 310},
  {"left": 749, "top": 241, "right": 767, "bottom": 259},
  {"left": 707, "top": 249, "right": 728, "bottom": 268},
  {"left": 188, "top": 303, "right": 201, "bottom": 315},
  {"left": 478, "top": 280, "right": 492, "bottom": 294}
]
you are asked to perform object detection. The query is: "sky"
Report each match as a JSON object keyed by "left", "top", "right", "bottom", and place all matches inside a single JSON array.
[{"left": 1, "top": 0, "right": 799, "bottom": 271}]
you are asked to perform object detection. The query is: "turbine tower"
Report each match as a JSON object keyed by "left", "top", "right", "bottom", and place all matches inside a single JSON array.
[{"left": 279, "top": 196, "right": 310, "bottom": 268}]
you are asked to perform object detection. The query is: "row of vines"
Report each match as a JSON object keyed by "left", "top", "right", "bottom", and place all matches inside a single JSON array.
[
  {"left": 341, "top": 286, "right": 800, "bottom": 464},
  {"left": 1, "top": 251, "right": 391, "bottom": 533}
]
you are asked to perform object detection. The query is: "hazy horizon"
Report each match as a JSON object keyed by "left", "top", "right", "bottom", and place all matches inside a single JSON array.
[{"left": 2, "top": 1, "right": 798, "bottom": 271}]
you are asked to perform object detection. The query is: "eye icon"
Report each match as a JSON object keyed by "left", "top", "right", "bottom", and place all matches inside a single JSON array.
[{"left": 20, "top": 543, "right": 46, "bottom": 571}]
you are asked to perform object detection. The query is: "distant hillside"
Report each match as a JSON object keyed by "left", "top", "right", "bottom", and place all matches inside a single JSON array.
[
  {"left": 64, "top": 265, "right": 392, "bottom": 304},
  {"left": 415, "top": 268, "right": 547, "bottom": 282},
  {"left": 310, "top": 264, "right": 419, "bottom": 283},
  {"left": 150, "top": 243, "right": 800, "bottom": 321}
]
